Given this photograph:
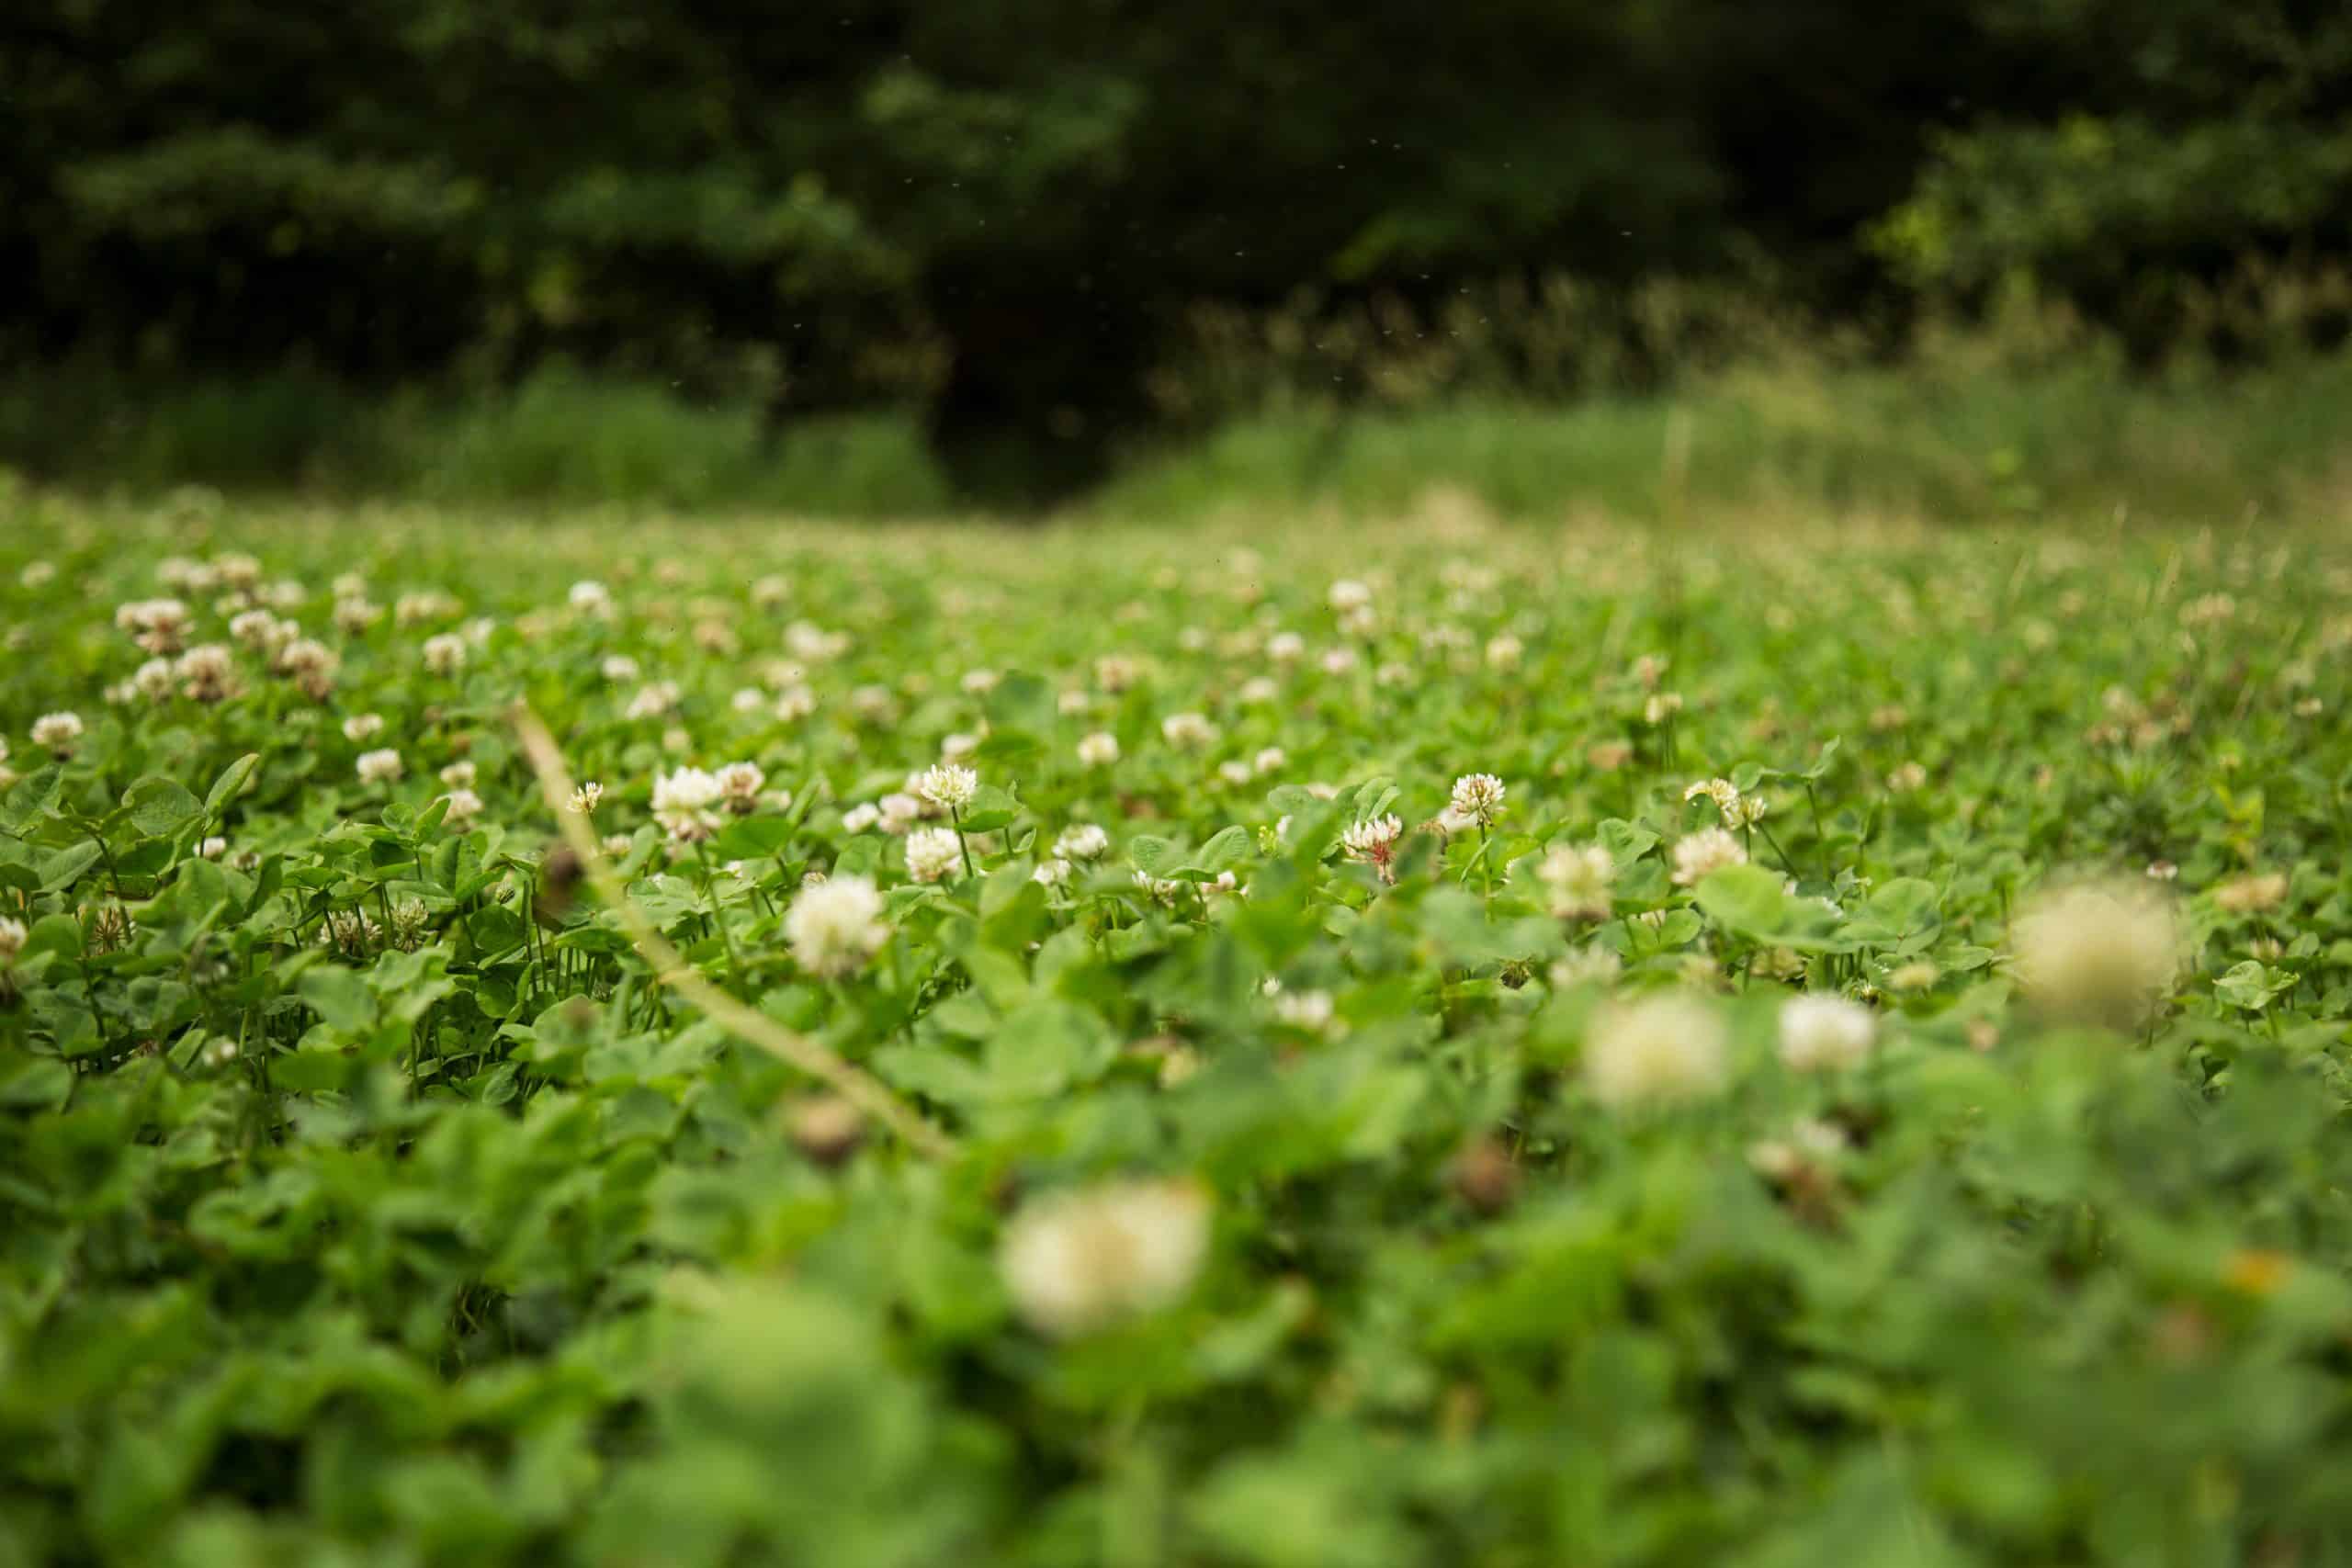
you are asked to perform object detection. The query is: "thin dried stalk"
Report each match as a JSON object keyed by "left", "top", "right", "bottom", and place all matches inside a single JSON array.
[{"left": 510, "top": 702, "right": 955, "bottom": 1161}]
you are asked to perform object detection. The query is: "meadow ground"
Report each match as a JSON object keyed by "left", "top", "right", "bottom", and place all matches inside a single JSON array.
[{"left": 3, "top": 490, "right": 2351, "bottom": 1564}]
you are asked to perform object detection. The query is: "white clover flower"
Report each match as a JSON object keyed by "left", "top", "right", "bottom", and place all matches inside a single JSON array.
[
  {"left": 0, "top": 916, "right": 27, "bottom": 963},
  {"left": 175, "top": 644, "right": 242, "bottom": 703},
  {"left": 394, "top": 590, "right": 459, "bottom": 626},
  {"left": 116, "top": 597, "right": 192, "bottom": 655},
  {"left": 569, "top": 580, "right": 614, "bottom": 616},
  {"left": 1057, "top": 689, "right": 1093, "bottom": 716},
  {"left": 1328, "top": 579, "right": 1374, "bottom": 613},
  {"left": 1340, "top": 814, "right": 1403, "bottom": 880},
  {"left": 774, "top": 684, "right": 817, "bottom": 722},
  {"left": 1054, "top": 823, "right": 1111, "bottom": 862},
  {"left": 1273, "top": 988, "right": 1338, "bottom": 1033},
  {"left": 1034, "top": 858, "right": 1072, "bottom": 886},
  {"left": 841, "top": 802, "right": 881, "bottom": 834},
  {"left": 2012, "top": 882, "right": 2180, "bottom": 1028},
  {"left": 915, "top": 762, "right": 978, "bottom": 812},
  {"left": 1584, "top": 993, "right": 1729, "bottom": 1107},
  {"left": 1643, "top": 692, "right": 1684, "bottom": 725},
  {"left": 334, "top": 597, "right": 382, "bottom": 634},
  {"left": 1133, "top": 870, "right": 1183, "bottom": 905},
  {"left": 1671, "top": 827, "right": 1748, "bottom": 886},
  {"left": 274, "top": 637, "right": 337, "bottom": 695},
  {"left": 439, "top": 761, "right": 477, "bottom": 790},
  {"left": 1536, "top": 843, "right": 1615, "bottom": 920},
  {"left": 1750, "top": 1117, "right": 1849, "bottom": 1181},
  {"left": 602, "top": 832, "right": 635, "bottom": 859},
  {"left": 904, "top": 826, "right": 963, "bottom": 884},
  {"left": 1778, "top": 994, "right": 1877, "bottom": 1072},
  {"left": 1318, "top": 647, "right": 1360, "bottom": 676},
  {"left": 30, "top": 713, "right": 85, "bottom": 756},
  {"left": 1078, "top": 731, "right": 1121, "bottom": 767},
  {"left": 20, "top": 561, "right": 54, "bottom": 589},
  {"left": 601, "top": 655, "right": 642, "bottom": 683},
  {"left": 421, "top": 632, "right": 468, "bottom": 675},
  {"left": 1682, "top": 777, "right": 1763, "bottom": 827},
  {"left": 131, "top": 659, "right": 175, "bottom": 702},
  {"left": 785, "top": 621, "right": 849, "bottom": 661},
  {"left": 1094, "top": 654, "right": 1142, "bottom": 694},
  {"left": 439, "top": 787, "right": 484, "bottom": 828},
  {"left": 1238, "top": 676, "right": 1282, "bottom": 705},
  {"left": 1449, "top": 773, "right": 1506, "bottom": 827},
  {"left": 716, "top": 761, "right": 766, "bottom": 814},
  {"left": 1887, "top": 761, "right": 1928, "bottom": 794},
  {"left": 1549, "top": 945, "right": 1623, "bottom": 989},
  {"left": 1485, "top": 633, "right": 1524, "bottom": 670},
  {"left": 651, "top": 766, "right": 725, "bottom": 842},
  {"left": 1217, "top": 760, "right": 1253, "bottom": 786},
  {"left": 998, "top": 1179, "right": 1211, "bottom": 1338},
  {"left": 569, "top": 783, "right": 604, "bottom": 815},
  {"left": 2213, "top": 872, "right": 2289, "bottom": 915},
  {"left": 941, "top": 730, "right": 982, "bottom": 761},
  {"left": 1266, "top": 631, "right": 1306, "bottom": 663},
  {"left": 1253, "top": 746, "right": 1286, "bottom": 774},
  {"left": 356, "top": 749, "right": 403, "bottom": 785},
  {"left": 1162, "top": 712, "right": 1219, "bottom": 750},
  {"left": 624, "top": 682, "right": 680, "bottom": 720},
  {"left": 877, "top": 793, "right": 923, "bottom": 835},
  {"left": 960, "top": 668, "right": 1001, "bottom": 694},
  {"left": 786, "top": 874, "right": 889, "bottom": 978},
  {"left": 228, "top": 608, "right": 285, "bottom": 651},
  {"left": 343, "top": 713, "right": 385, "bottom": 743}
]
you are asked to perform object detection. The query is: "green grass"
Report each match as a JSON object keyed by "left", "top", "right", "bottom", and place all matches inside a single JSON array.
[
  {"left": 1091, "top": 355, "right": 2352, "bottom": 524},
  {"left": 0, "top": 365, "right": 952, "bottom": 517},
  {"left": 6, "top": 350, "right": 2350, "bottom": 523},
  {"left": 1, "top": 495, "right": 2350, "bottom": 1562}
]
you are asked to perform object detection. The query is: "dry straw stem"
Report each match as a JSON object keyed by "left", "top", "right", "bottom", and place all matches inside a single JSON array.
[{"left": 510, "top": 701, "right": 956, "bottom": 1161}]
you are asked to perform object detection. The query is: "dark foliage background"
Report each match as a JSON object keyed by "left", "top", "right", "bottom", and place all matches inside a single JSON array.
[{"left": 5, "top": 0, "right": 2348, "bottom": 494}]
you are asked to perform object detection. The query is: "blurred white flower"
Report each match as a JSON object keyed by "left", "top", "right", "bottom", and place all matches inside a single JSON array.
[
  {"left": 2012, "top": 882, "right": 2179, "bottom": 1028},
  {"left": 1536, "top": 843, "right": 1615, "bottom": 920},
  {"left": 1161, "top": 712, "right": 1219, "bottom": 749},
  {"left": 1054, "top": 823, "right": 1111, "bottom": 862},
  {"left": 651, "top": 767, "right": 724, "bottom": 842},
  {"left": 1777, "top": 994, "right": 1877, "bottom": 1072},
  {"left": 29, "top": 712, "right": 84, "bottom": 756},
  {"left": 421, "top": 632, "right": 468, "bottom": 675},
  {"left": 1585, "top": 993, "right": 1729, "bottom": 1107},
  {"left": 786, "top": 875, "right": 888, "bottom": 977},
  {"left": 716, "top": 761, "right": 765, "bottom": 814},
  {"left": 999, "top": 1179, "right": 1211, "bottom": 1337},
  {"left": 1671, "top": 828, "right": 1747, "bottom": 885}
]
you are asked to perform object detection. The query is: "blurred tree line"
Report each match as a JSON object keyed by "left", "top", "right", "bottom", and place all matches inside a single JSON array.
[{"left": 5, "top": 0, "right": 2348, "bottom": 497}]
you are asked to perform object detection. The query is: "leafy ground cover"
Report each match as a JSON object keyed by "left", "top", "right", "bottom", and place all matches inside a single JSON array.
[{"left": 3, "top": 491, "right": 2350, "bottom": 1565}]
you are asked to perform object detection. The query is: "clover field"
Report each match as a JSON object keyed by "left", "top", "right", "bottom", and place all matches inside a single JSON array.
[{"left": 3, "top": 492, "right": 2352, "bottom": 1567}]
